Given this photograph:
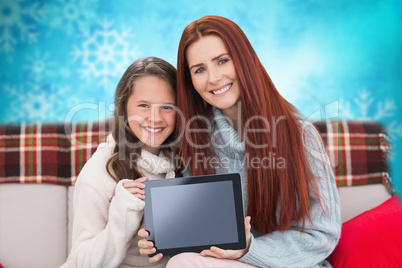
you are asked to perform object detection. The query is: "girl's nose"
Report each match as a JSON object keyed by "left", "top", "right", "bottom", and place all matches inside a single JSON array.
[{"left": 150, "top": 106, "right": 163, "bottom": 123}]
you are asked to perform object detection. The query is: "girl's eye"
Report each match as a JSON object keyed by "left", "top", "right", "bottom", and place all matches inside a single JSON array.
[
  {"left": 218, "top": 58, "right": 229, "bottom": 65},
  {"left": 195, "top": 67, "right": 205, "bottom": 74},
  {"left": 139, "top": 104, "right": 149, "bottom": 108}
]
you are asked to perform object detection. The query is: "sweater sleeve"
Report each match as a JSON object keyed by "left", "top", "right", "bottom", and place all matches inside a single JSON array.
[
  {"left": 67, "top": 147, "right": 145, "bottom": 268},
  {"left": 238, "top": 121, "right": 341, "bottom": 268}
]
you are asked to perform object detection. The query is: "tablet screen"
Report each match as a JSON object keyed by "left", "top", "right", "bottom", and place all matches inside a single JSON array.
[
  {"left": 150, "top": 180, "right": 238, "bottom": 249},
  {"left": 143, "top": 173, "right": 246, "bottom": 256}
]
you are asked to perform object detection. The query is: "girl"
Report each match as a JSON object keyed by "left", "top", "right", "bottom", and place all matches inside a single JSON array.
[
  {"left": 61, "top": 57, "right": 180, "bottom": 268},
  {"left": 138, "top": 16, "right": 341, "bottom": 268}
]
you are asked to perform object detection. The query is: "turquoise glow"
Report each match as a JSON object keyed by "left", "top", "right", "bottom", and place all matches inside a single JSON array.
[{"left": 0, "top": 0, "right": 401, "bottom": 193}]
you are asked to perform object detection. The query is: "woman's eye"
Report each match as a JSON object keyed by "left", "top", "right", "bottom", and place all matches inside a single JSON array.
[
  {"left": 139, "top": 104, "right": 149, "bottom": 108},
  {"left": 219, "top": 58, "right": 229, "bottom": 64},
  {"left": 195, "top": 67, "right": 205, "bottom": 74},
  {"left": 162, "top": 105, "right": 174, "bottom": 110}
]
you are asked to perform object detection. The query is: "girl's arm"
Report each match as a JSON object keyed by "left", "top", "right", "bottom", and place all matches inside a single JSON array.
[
  {"left": 238, "top": 121, "right": 341, "bottom": 268},
  {"left": 66, "top": 148, "right": 145, "bottom": 267}
]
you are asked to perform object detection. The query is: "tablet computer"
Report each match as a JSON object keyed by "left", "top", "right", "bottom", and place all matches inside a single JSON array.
[{"left": 143, "top": 173, "right": 246, "bottom": 257}]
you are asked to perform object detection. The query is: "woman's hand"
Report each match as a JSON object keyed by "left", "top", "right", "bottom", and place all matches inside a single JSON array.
[
  {"left": 123, "top": 177, "right": 147, "bottom": 199},
  {"left": 200, "top": 216, "right": 252, "bottom": 259},
  {"left": 137, "top": 228, "right": 164, "bottom": 263}
]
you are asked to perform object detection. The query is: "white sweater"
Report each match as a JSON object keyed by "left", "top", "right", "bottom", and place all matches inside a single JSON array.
[{"left": 60, "top": 136, "right": 175, "bottom": 268}]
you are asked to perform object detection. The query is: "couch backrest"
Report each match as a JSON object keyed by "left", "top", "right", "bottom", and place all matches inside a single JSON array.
[
  {"left": 0, "top": 121, "right": 110, "bottom": 185},
  {"left": 0, "top": 119, "right": 393, "bottom": 191},
  {"left": 314, "top": 120, "right": 393, "bottom": 194}
]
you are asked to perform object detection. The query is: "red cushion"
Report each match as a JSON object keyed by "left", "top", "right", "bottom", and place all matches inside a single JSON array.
[{"left": 327, "top": 196, "right": 402, "bottom": 267}]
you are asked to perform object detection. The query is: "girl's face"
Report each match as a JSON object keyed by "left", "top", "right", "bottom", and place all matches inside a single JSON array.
[
  {"left": 126, "top": 76, "right": 176, "bottom": 155},
  {"left": 186, "top": 35, "right": 241, "bottom": 113}
]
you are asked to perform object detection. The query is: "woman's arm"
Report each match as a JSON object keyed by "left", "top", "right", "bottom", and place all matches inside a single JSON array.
[
  {"left": 239, "top": 121, "right": 341, "bottom": 268},
  {"left": 67, "top": 149, "right": 145, "bottom": 268}
]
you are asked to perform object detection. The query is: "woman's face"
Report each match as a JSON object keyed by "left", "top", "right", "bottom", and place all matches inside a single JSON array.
[
  {"left": 126, "top": 76, "right": 176, "bottom": 155},
  {"left": 186, "top": 35, "right": 241, "bottom": 112}
]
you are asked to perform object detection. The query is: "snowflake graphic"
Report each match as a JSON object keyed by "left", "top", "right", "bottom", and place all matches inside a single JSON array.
[
  {"left": 46, "top": 0, "right": 98, "bottom": 35},
  {"left": 72, "top": 18, "right": 139, "bottom": 89},
  {"left": 3, "top": 50, "right": 72, "bottom": 122},
  {"left": 340, "top": 88, "right": 402, "bottom": 141},
  {"left": 0, "top": 0, "right": 46, "bottom": 52},
  {"left": 4, "top": 84, "right": 71, "bottom": 122},
  {"left": 23, "top": 50, "right": 57, "bottom": 81}
]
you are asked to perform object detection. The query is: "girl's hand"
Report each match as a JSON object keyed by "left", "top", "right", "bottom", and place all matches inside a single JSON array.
[
  {"left": 123, "top": 177, "right": 148, "bottom": 200},
  {"left": 200, "top": 216, "right": 252, "bottom": 259},
  {"left": 137, "top": 228, "right": 164, "bottom": 263}
]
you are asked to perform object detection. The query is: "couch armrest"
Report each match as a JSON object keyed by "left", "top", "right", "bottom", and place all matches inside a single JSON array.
[
  {"left": 338, "top": 184, "right": 392, "bottom": 222},
  {"left": 0, "top": 184, "right": 68, "bottom": 268}
]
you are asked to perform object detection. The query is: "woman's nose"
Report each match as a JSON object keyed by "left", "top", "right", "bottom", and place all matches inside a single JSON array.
[{"left": 208, "top": 68, "right": 222, "bottom": 84}]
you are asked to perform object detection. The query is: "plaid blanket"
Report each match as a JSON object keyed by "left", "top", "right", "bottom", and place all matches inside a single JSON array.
[
  {"left": 315, "top": 120, "right": 393, "bottom": 195},
  {"left": 0, "top": 120, "right": 394, "bottom": 194},
  {"left": 0, "top": 121, "right": 110, "bottom": 185}
]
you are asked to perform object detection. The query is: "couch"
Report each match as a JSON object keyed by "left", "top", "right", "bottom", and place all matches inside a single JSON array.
[{"left": 0, "top": 120, "right": 397, "bottom": 268}]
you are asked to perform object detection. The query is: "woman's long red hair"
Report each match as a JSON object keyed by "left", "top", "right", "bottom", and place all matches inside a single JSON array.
[{"left": 177, "top": 16, "right": 320, "bottom": 234}]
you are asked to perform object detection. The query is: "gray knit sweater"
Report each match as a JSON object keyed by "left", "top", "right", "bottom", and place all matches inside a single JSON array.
[{"left": 210, "top": 108, "right": 341, "bottom": 268}]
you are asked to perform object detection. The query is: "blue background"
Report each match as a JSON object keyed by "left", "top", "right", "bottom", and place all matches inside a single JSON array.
[{"left": 1, "top": 0, "right": 401, "bottom": 193}]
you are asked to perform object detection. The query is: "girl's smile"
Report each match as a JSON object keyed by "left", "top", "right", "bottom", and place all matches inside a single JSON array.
[{"left": 142, "top": 126, "right": 164, "bottom": 135}]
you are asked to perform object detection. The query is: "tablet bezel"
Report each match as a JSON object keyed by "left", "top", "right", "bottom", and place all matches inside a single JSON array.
[{"left": 143, "top": 173, "right": 246, "bottom": 257}]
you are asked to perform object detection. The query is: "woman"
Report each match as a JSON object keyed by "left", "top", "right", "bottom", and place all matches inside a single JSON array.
[{"left": 138, "top": 16, "right": 341, "bottom": 268}]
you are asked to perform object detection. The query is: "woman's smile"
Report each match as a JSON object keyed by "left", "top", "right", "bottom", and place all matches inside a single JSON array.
[{"left": 210, "top": 83, "right": 233, "bottom": 95}]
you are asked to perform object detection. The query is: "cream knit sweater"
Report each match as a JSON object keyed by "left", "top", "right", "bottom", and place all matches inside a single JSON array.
[{"left": 60, "top": 135, "right": 175, "bottom": 268}]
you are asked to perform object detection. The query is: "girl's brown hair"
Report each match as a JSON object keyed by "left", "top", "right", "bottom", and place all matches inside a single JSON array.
[
  {"left": 177, "top": 16, "right": 321, "bottom": 234},
  {"left": 106, "top": 56, "right": 180, "bottom": 182}
]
